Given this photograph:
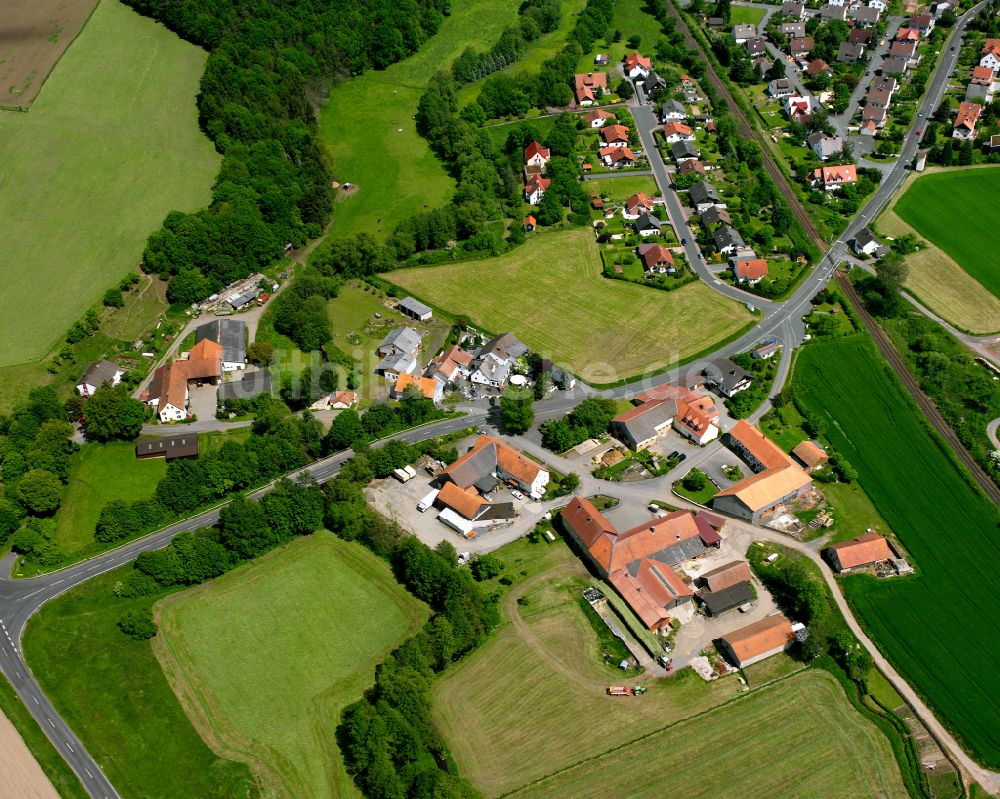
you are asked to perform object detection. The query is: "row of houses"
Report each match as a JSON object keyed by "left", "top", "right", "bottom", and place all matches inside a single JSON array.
[{"left": 687, "top": 181, "right": 772, "bottom": 284}]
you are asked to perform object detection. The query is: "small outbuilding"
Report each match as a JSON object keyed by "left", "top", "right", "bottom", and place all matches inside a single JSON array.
[
  {"left": 136, "top": 434, "right": 200, "bottom": 461},
  {"left": 826, "top": 532, "right": 893, "bottom": 573},
  {"left": 397, "top": 296, "right": 433, "bottom": 322}
]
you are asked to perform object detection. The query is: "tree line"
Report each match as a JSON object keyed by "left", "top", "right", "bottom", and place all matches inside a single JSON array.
[{"left": 124, "top": 0, "right": 452, "bottom": 304}]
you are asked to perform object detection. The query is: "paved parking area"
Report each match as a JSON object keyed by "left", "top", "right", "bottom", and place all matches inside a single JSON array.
[{"left": 188, "top": 384, "right": 218, "bottom": 421}]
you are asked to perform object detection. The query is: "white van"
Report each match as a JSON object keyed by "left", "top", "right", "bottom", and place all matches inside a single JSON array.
[{"left": 417, "top": 489, "right": 440, "bottom": 513}]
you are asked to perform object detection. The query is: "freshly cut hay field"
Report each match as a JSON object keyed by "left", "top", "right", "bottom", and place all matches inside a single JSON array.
[
  {"left": 433, "top": 546, "right": 905, "bottom": 798},
  {"left": 510, "top": 671, "right": 905, "bottom": 799},
  {"left": 794, "top": 334, "right": 1000, "bottom": 767},
  {"left": 0, "top": 0, "right": 98, "bottom": 109},
  {"left": 389, "top": 229, "right": 752, "bottom": 381},
  {"left": 892, "top": 168, "right": 1000, "bottom": 329},
  {"left": 0, "top": 0, "right": 219, "bottom": 367},
  {"left": 319, "top": 0, "right": 521, "bottom": 239},
  {"left": 155, "top": 535, "right": 428, "bottom": 799}
]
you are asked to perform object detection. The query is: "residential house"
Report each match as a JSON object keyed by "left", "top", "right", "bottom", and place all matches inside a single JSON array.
[
  {"left": 562, "top": 497, "right": 719, "bottom": 632},
  {"left": 837, "top": 41, "right": 865, "bottom": 63},
  {"left": 392, "top": 373, "right": 444, "bottom": 403},
  {"left": 967, "top": 82, "right": 993, "bottom": 103},
  {"left": 752, "top": 341, "right": 782, "bottom": 359},
  {"left": 981, "top": 39, "right": 1000, "bottom": 71},
  {"left": 661, "top": 99, "right": 687, "bottom": 121},
  {"left": 700, "top": 205, "right": 732, "bottom": 227},
  {"left": 671, "top": 140, "right": 700, "bottom": 161},
  {"left": 745, "top": 37, "right": 767, "bottom": 57},
  {"left": 862, "top": 103, "right": 888, "bottom": 128},
  {"left": 867, "top": 85, "right": 893, "bottom": 110},
  {"left": 732, "top": 23, "right": 756, "bottom": 43},
  {"left": 969, "top": 65, "right": 998, "bottom": 103},
  {"left": 524, "top": 141, "right": 550, "bottom": 170},
  {"left": 826, "top": 531, "right": 893, "bottom": 572},
  {"left": 637, "top": 242, "right": 675, "bottom": 273},
  {"left": 328, "top": 390, "right": 358, "bottom": 409},
  {"left": 595, "top": 53, "right": 609, "bottom": 66},
  {"left": 690, "top": 180, "right": 722, "bottom": 212},
  {"left": 733, "top": 258, "right": 769, "bottom": 285},
  {"left": 662, "top": 121, "right": 695, "bottom": 143},
  {"left": 679, "top": 158, "right": 706, "bottom": 175},
  {"left": 623, "top": 192, "right": 655, "bottom": 219},
  {"left": 525, "top": 176, "right": 550, "bottom": 204},
  {"left": 789, "top": 37, "right": 814, "bottom": 58},
  {"left": 859, "top": 120, "right": 879, "bottom": 136},
  {"left": 853, "top": 227, "right": 890, "bottom": 258},
  {"left": 600, "top": 124, "right": 630, "bottom": 148},
  {"left": 600, "top": 146, "right": 638, "bottom": 167},
  {"left": 624, "top": 51, "right": 652, "bottom": 79},
  {"left": 397, "top": 296, "right": 433, "bottom": 322},
  {"left": 881, "top": 56, "right": 909, "bottom": 76},
  {"left": 889, "top": 39, "right": 917, "bottom": 63},
  {"left": 811, "top": 163, "right": 858, "bottom": 190},
  {"left": 76, "top": 360, "right": 124, "bottom": 396},
  {"left": 377, "top": 326, "right": 421, "bottom": 358},
  {"left": 713, "top": 225, "right": 746, "bottom": 256},
  {"left": 849, "top": 28, "right": 872, "bottom": 45},
  {"left": 872, "top": 75, "right": 898, "bottom": 95},
  {"left": 791, "top": 440, "right": 830, "bottom": 470},
  {"left": 768, "top": 78, "right": 795, "bottom": 99},
  {"left": 784, "top": 94, "right": 813, "bottom": 122},
  {"left": 821, "top": 4, "right": 847, "bottom": 20},
  {"left": 574, "top": 72, "right": 608, "bottom": 105},
  {"left": 717, "top": 614, "right": 797, "bottom": 668},
  {"left": 611, "top": 399, "right": 677, "bottom": 450},
  {"left": 805, "top": 59, "right": 832, "bottom": 78},
  {"left": 930, "top": 1, "right": 951, "bottom": 16},
  {"left": 586, "top": 108, "right": 614, "bottom": 127},
  {"left": 145, "top": 340, "right": 223, "bottom": 422},
  {"left": 640, "top": 71, "right": 667, "bottom": 98},
  {"left": 673, "top": 392, "right": 721, "bottom": 444},
  {"left": 781, "top": 1, "right": 805, "bottom": 19},
  {"left": 219, "top": 370, "right": 272, "bottom": 403},
  {"left": 808, "top": 131, "right": 843, "bottom": 160},
  {"left": 443, "top": 433, "right": 549, "bottom": 498},
  {"left": 135, "top": 434, "right": 199, "bottom": 461},
  {"left": 895, "top": 27, "right": 920, "bottom": 42},
  {"left": 781, "top": 21, "right": 806, "bottom": 38},
  {"left": 953, "top": 101, "right": 983, "bottom": 139},
  {"left": 426, "top": 345, "right": 473, "bottom": 384},
  {"left": 703, "top": 358, "right": 753, "bottom": 397},
  {"left": 854, "top": 5, "right": 880, "bottom": 26},
  {"left": 713, "top": 420, "right": 813, "bottom": 521},
  {"left": 633, "top": 212, "right": 663, "bottom": 237},
  {"left": 907, "top": 13, "right": 934, "bottom": 34},
  {"left": 468, "top": 333, "right": 526, "bottom": 391},
  {"left": 523, "top": 214, "right": 536, "bottom": 232}
]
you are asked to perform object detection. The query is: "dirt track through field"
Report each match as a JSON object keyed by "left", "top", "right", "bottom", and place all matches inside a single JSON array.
[
  {"left": 0, "top": 0, "right": 99, "bottom": 109},
  {"left": 0, "top": 709, "right": 60, "bottom": 799}
]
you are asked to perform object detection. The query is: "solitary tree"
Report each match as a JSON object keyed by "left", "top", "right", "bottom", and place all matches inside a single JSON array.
[
  {"left": 17, "top": 469, "right": 63, "bottom": 514},
  {"left": 499, "top": 391, "right": 534, "bottom": 434}
]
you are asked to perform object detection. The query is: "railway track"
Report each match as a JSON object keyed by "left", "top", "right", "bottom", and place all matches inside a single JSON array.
[
  {"left": 839, "top": 273, "right": 1000, "bottom": 507},
  {"left": 663, "top": 0, "right": 827, "bottom": 250}
]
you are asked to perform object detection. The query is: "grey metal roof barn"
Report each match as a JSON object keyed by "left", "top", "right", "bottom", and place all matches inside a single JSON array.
[
  {"left": 397, "top": 296, "right": 433, "bottom": 321},
  {"left": 702, "top": 581, "right": 755, "bottom": 616},
  {"left": 196, "top": 319, "right": 247, "bottom": 367}
]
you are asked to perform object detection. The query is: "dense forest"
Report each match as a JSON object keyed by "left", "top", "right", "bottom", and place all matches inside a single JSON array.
[{"left": 124, "top": 0, "right": 452, "bottom": 303}]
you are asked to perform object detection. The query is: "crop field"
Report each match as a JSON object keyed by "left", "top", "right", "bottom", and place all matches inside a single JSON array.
[
  {"left": 388, "top": 229, "right": 753, "bottom": 381},
  {"left": 318, "top": 0, "right": 521, "bottom": 239},
  {"left": 433, "top": 544, "right": 905, "bottom": 798},
  {"left": 891, "top": 168, "right": 1000, "bottom": 330},
  {"left": 794, "top": 334, "right": 1000, "bottom": 766},
  {"left": 155, "top": 535, "right": 428, "bottom": 799},
  {"left": 0, "top": 0, "right": 98, "bottom": 109},
  {"left": 54, "top": 441, "right": 166, "bottom": 556},
  {"left": 0, "top": 0, "right": 219, "bottom": 368}
]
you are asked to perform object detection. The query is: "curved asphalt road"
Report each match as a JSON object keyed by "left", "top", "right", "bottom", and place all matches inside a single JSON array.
[{"left": 1, "top": 2, "right": 991, "bottom": 795}]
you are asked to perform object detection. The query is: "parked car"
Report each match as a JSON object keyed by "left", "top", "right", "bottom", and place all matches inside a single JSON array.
[
  {"left": 668, "top": 450, "right": 679, "bottom": 460},
  {"left": 677, "top": 453, "right": 687, "bottom": 462},
  {"left": 511, "top": 489, "right": 525, "bottom": 500}
]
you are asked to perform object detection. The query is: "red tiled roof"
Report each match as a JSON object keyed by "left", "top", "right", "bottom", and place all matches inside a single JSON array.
[
  {"left": 625, "top": 51, "right": 652, "bottom": 70},
  {"left": 735, "top": 258, "right": 768, "bottom": 280},
  {"left": 394, "top": 373, "right": 439, "bottom": 399},
  {"left": 728, "top": 420, "right": 795, "bottom": 471},
  {"left": 638, "top": 243, "right": 674, "bottom": 270},
  {"left": 701, "top": 560, "right": 752, "bottom": 592},
  {"left": 829, "top": 532, "right": 893, "bottom": 569},
  {"left": 601, "top": 124, "right": 630, "bottom": 144},
  {"left": 562, "top": 496, "right": 616, "bottom": 548},
  {"left": 625, "top": 192, "right": 654, "bottom": 214},
  {"left": 524, "top": 141, "right": 550, "bottom": 161},
  {"left": 662, "top": 121, "right": 693, "bottom": 137},
  {"left": 813, "top": 163, "right": 857, "bottom": 185},
  {"left": 600, "top": 146, "right": 637, "bottom": 164},
  {"left": 437, "top": 481, "right": 489, "bottom": 520},
  {"left": 972, "top": 65, "right": 995, "bottom": 84},
  {"left": 955, "top": 101, "right": 982, "bottom": 131},
  {"left": 792, "top": 440, "right": 828, "bottom": 467},
  {"left": 722, "top": 614, "right": 794, "bottom": 663}
]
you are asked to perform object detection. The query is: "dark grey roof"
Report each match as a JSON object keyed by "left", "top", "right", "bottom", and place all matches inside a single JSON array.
[
  {"left": 634, "top": 212, "right": 662, "bottom": 231},
  {"left": 855, "top": 227, "right": 879, "bottom": 248},
  {"left": 881, "top": 56, "right": 908, "bottom": 75},
  {"left": 646, "top": 536, "right": 710, "bottom": 567},
  {"left": 79, "top": 359, "right": 120, "bottom": 387},
  {"left": 376, "top": 351, "right": 417, "bottom": 374},
  {"left": 713, "top": 225, "right": 746, "bottom": 251},
  {"left": 702, "top": 582, "right": 755, "bottom": 616},
  {"left": 445, "top": 442, "right": 499, "bottom": 489},
  {"left": 705, "top": 357, "right": 753, "bottom": 392},
  {"left": 671, "top": 140, "right": 700, "bottom": 160},
  {"left": 781, "top": 1, "right": 804, "bottom": 16},
  {"left": 196, "top": 318, "right": 246, "bottom": 366},
  {"left": 837, "top": 41, "right": 864, "bottom": 62},
  {"left": 479, "top": 332, "right": 528, "bottom": 361},
  {"left": 855, "top": 6, "right": 880, "bottom": 23},
  {"left": 662, "top": 99, "right": 686, "bottom": 117},
  {"left": 135, "top": 434, "right": 199, "bottom": 460},
  {"left": 397, "top": 296, "right": 432, "bottom": 318},
  {"left": 780, "top": 22, "right": 805, "bottom": 36},
  {"left": 700, "top": 206, "right": 732, "bottom": 227},
  {"left": 219, "top": 370, "right": 272, "bottom": 401},
  {"left": 642, "top": 71, "right": 666, "bottom": 93},
  {"left": 613, "top": 399, "right": 678, "bottom": 446},
  {"left": 822, "top": 3, "right": 847, "bottom": 19},
  {"left": 473, "top": 474, "right": 500, "bottom": 493},
  {"left": 229, "top": 291, "right": 258, "bottom": 309},
  {"left": 479, "top": 502, "right": 517, "bottom": 521},
  {"left": 745, "top": 37, "right": 767, "bottom": 55},
  {"left": 689, "top": 181, "right": 720, "bottom": 206}
]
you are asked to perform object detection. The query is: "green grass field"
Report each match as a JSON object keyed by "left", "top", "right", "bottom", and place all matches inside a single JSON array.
[
  {"left": 794, "top": 334, "right": 1000, "bottom": 766},
  {"left": 433, "top": 541, "right": 905, "bottom": 798},
  {"left": 388, "top": 229, "right": 753, "bottom": 380},
  {"left": 575, "top": 0, "right": 668, "bottom": 71},
  {"left": 155, "top": 535, "right": 428, "bottom": 799},
  {"left": 54, "top": 441, "right": 166, "bottom": 556},
  {"left": 0, "top": 0, "right": 219, "bottom": 368},
  {"left": 587, "top": 174, "right": 660, "bottom": 202},
  {"left": 23, "top": 569, "right": 257, "bottom": 799},
  {"left": 318, "top": 0, "right": 521, "bottom": 239},
  {"left": 893, "top": 167, "right": 1000, "bottom": 303},
  {"left": 729, "top": 5, "right": 767, "bottom": 26}
]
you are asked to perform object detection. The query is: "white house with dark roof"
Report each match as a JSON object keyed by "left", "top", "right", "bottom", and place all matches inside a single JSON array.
[{"left": 76, "top": 360, "right": 124, "bottom": 396}]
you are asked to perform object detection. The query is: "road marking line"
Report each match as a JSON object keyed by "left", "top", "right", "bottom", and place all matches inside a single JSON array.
[
  {"left": 66, "top": 742, "right": 74, "bottom": 753},
  {"left": 32, "top": 696, "right": 38, "bottom": 705},
  {"left": 47, "top": 717, "right": 55, "bottom": 728},
  {"left": 85, "top": 769, "right": 93, "bottom": 779}
]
